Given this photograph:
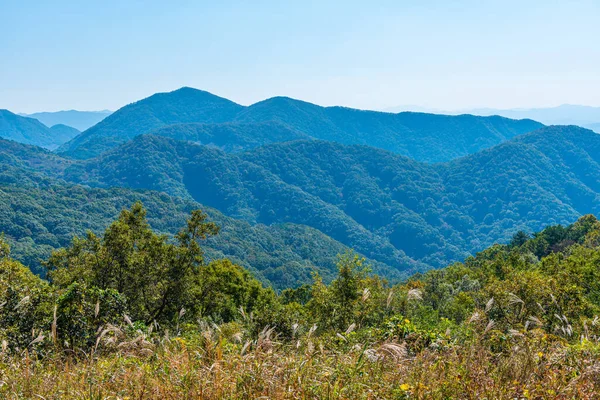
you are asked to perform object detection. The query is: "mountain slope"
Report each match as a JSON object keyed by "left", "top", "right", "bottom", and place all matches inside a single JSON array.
[
  {"left": 23, "top": 110, "right": 112, "bottom": 131},
  {"left": 234, "top": 97, "right": 544, "bottom": 162},
  {"left": 0, "top": 137, "right": 398, "bottom": 288},
  {"left": 148, "top": 121, "right": 311, "bottom": 152},
  {"left": 58, "top": 88, "right": 244, "bottom": 159},
  {"left": 49, "top": 124, "right": 81, "bottom": 144},
  {"left": 62, "top": 125, "right": 600, "bottom": 274},
  {"left": 58, "top": 87, "right": 544, "bottom": 161},
  {"left": 0, "top": 110, "right": 62, "bottom": 149},
  {"left": 64, "top": 135, "right": 425, "bottom": 272}
]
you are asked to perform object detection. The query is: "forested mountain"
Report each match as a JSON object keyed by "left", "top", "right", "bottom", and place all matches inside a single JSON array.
[
  {"left": 148, "top": 121, "right": 310, "bottom": 152},
  {"left": 2, "top": 92, "right": 596, "bottom": 289},
  {"left": 234, "top": 97, "right": 543, "bottom": 162},
  {"left": 0, "top": 137, "right": 397, "bottom": 288},
  {"left": 57, "top": 88, "right": 245, "bottom": 158},
  {"left": 59, "top": 125, "right": 600, "bottom": 276},
  {"left": 57, "top": 87, "right": 544, "bottom": 161},
  {"left": 0, "top": 109, "right": 65, "bottom": 149},
  {"left": 22, "top": 110, "right": 112, "bottom": 131},
  {"left": 49, "top": 124, "right": 81, "bottom": 143}
]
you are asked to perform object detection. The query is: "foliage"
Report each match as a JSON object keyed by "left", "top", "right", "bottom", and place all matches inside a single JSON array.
[
  {"left": 57, "top": 126, "right": 600, "bottom": 280},
  {"left": 2, "top": 212, "right": 600, "bottom": 397},
  {"left": 0, "top": 141, "right": 387, "bottom": 288},
  {"left": 0, "top": 236, "right": 52, "bottom": 350},
  {"left": 47, "top": 202, "right": 221, "bottom": 324}
]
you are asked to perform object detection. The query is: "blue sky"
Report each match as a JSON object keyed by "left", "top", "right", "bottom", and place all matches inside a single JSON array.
[{"left": 1, "top": 0, "right": 599, "bottom": 113}]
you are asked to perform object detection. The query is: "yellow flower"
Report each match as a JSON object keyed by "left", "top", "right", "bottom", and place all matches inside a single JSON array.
[
  {"left": 538, "top": 352, "right": 543, "bottom": 358},
  {"left": 400, "top": 383, "right": 411, "bottom": 391}
]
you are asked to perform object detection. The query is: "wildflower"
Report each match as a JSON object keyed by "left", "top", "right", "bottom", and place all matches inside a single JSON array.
[{"left": 400, "top": 383, "right": 411, "bottom": 391}]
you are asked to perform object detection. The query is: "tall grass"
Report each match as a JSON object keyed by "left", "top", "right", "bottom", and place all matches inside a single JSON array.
[{"left": 1, "top": 323, "right": 600, "bottom": 399}]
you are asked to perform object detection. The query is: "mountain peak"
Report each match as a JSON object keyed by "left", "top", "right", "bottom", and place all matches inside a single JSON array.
[{"left": 57, "top": 87, "right": 246, "bottom": 159}]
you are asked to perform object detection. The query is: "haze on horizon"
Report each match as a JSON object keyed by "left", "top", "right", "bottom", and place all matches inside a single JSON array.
[{"left": 1, "top": 0, "right": 599, "bottom": 114}]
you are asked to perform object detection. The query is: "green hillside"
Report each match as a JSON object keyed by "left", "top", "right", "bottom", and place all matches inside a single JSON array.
[
  {"left": 4, "top": 208, "right": 600, "bottom": 397},
  {"left": 235, "top": 97, "right": 544, "bottom": 162},
  {"left": 57, "top": 87, "right": 244, "bottom": 158},
  {"left": 148, "top": 121, "right": 310, "bottom": 152},
  {"left": 49, "top": 124, "right": 81, "bottom": 143},
  {"left": 0, "top": 109, "right": 63, "bottom": 149},
  {"left": 0, "top": 137, "right": 397, "bottom": 288},
  {"left": 60, "top": 125, "right": 600, "bottom": 275}
]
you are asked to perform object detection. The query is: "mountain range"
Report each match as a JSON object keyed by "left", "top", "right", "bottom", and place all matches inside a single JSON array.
[
  {"left": 0, "top": 109, "right": 81, "bottom": 149},
  {"left": 2, "top": 87, "right": 599, "bottom": 290},
  {"left": 0, "top": 136, "right": 397, "bottom": 288},
  {"left": 386, "top": 104, "right": 600, "bottom": 133},
  {"left": 56, "top": 124, "right": 599, "bottom": 273},
  {"left": 466, "top": 105, "right": 600, "bottom": 128},
  {"left": 2, "top": 113, "right": 599, "bottom": 288},
  {"left": 22, "top": 110, "right": 112, "bottom": 131},
  {"left": 56, "top": 87, "right": 543, "bottom": 162}
]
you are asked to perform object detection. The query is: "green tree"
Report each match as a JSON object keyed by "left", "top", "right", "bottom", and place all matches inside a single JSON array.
[
  {"left": 0, "top": 237, "right": 52, "bottom": 350},
  {"left": 308, "top": 253, "right": 377, "bottom": 332},
  {"left": 46, "top": 202, "right": 219, "bottom": 324}
]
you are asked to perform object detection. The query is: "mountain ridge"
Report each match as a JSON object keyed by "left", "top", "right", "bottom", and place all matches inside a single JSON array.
[
  {"left": 57, "top": 87, "right": 544, "bottom": 162},
  {"left": 0, "top": 135, "right": 397, "bottom": 288},
  {"left": 56, "top": 124, "right": 600, "bottom": 275},
  {"left": 22, "top": 110, "right": 112, "bottom": 131},
  {"left": 0, "top": 109, "right": 62, "bottom": 149}
]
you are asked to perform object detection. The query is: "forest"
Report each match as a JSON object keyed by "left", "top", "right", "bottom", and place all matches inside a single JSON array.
[
  {"left": 2, "top": 123, "right": 600, "bottom": 290},
  {"left": 2, "top": 203, "right": 600, "bottom": 398}
]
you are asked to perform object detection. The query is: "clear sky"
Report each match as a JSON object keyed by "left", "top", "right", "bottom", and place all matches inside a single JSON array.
[{"left": 1, "top": 0, "right": 599, "bottom": 113}]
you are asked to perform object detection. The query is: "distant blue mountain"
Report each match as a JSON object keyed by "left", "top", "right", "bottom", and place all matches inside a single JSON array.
[
  {"left": 585, "top": 123, "right": 600, "bottom": 133},
  {"left": 22, "top": 110, "right": 112, "bottom": 131},
  {"left": 0, "top": 110, "right": 82, "bottom": 149},
  {"left": 0, "top": 109, "right": 58, "bottom": 149},
  {"left": 385, "top": 104, "right": 600, "bottom": 132},
  {"left": 465, "top": 105, "right": 600, "bottom": 127}
]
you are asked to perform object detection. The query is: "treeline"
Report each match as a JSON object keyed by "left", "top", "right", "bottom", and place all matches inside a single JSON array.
[
  {"left": 3, "top": 205, "right": 600, "bottom": 397},
  {"left": 3, "top": 203, "right": 600, "bottom": 353}
]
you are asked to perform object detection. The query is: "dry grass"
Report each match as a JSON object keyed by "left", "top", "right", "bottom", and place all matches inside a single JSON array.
[{"left": 2, "top": 331, "right": 600, "bottom": 399}]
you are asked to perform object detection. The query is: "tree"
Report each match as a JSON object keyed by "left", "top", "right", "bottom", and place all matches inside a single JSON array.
[
  {"left": 0, "top": 235, "right": 10, "bottom": 259},
  {"left": 308, "top": 253, "right": 376, "bottom": 332},
  {"left": 46, "top": 202, "right": 219, "bottom": 324},
  {"left": 509, "top": 231, "right": 530, "bottom": 248},
  {"left": 0, "top": 237, "right": 52, "bottom": 349}
]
